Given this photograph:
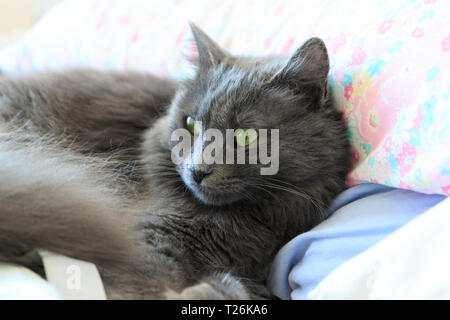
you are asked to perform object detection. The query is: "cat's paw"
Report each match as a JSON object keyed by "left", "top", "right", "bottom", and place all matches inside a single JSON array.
[{"left": 165, "top": 273, "right": 250, "bottom": 300}]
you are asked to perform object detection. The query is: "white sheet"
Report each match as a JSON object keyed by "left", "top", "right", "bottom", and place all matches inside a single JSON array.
[
  {"left": 0, "top": 263, "right": 60, "bottom": 299},
  {"left": 309, "top": 196, "right": 450, "bottom": 299}
]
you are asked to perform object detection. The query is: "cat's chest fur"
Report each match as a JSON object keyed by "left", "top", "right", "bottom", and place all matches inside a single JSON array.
[{"left": 139, "top": 187, "right": 310, "bottom": 283}]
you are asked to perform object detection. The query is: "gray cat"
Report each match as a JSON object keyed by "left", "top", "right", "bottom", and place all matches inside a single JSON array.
[{"left": 0, "top": 24, "right": 350, "bottom": 299}]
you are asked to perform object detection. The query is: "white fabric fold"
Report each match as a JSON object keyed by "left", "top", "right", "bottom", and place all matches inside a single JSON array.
[
  {"left": 309, "top": 197, "right": 450, "bottom": 299},
  {"left": 38, "top": 250, "right": 106, "bottom": 300}
]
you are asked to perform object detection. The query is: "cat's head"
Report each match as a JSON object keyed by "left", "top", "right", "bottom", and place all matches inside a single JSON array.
[{"left": 144, "top": 24, "right": 349, "bottom": 207}]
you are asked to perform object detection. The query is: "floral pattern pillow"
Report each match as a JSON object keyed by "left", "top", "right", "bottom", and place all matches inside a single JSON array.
[{"left": 0, "top": 0, "right": 448, "bottom": 195}]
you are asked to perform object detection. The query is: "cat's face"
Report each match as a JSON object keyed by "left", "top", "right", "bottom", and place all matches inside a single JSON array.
[{"left": 147, "top": 24, "right": 349, "bottom": 207}]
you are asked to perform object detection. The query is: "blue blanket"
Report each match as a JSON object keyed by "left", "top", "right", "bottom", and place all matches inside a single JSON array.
[{"left": 268, "top": 183, "right": 446, "bottom": 299}]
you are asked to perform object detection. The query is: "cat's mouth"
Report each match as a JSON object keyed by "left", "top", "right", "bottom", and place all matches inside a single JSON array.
[
  {"left": 188, "top": 184, "right": 245, "bottom": 206},
  {"left": 179, "top": 168, "right": 245, "bottom": 206}
]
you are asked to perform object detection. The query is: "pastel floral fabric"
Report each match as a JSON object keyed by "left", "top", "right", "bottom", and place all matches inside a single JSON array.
[{"left": 0, "top": 0, "right": 448, "bottom": 195}]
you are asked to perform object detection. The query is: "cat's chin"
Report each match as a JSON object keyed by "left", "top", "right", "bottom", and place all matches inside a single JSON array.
[{"left": 187, "top": 185, "right": 244, "bottom": 206}]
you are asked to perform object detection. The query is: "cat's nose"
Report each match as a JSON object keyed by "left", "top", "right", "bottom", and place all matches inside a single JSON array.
[{"left": 191, "top": 167, "right": 212, "bottom": 184}]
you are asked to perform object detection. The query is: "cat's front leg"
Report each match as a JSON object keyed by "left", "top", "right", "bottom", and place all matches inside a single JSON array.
[
  {"left": 164, "top": 272, "right": 272, "bottom": 300},
  {"left": 165, "top": 273, "right": 250, "bottom": 300}
]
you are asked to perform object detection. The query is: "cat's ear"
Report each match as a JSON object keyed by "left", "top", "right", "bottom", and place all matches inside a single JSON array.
[
  {"left": 189, "top": 22, "right": 228, "bottom": 70},
  {"left": 270, "top": 38, "right": 330, "bottom": 102}
]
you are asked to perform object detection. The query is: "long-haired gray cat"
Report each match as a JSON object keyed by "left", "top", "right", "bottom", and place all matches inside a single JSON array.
[{"left": 0, "top": 24, "right": 350, "bottom": 299}]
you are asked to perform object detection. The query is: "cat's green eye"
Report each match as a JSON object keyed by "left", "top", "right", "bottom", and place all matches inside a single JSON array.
[
  {"left": 235, "top": 129, "right": 258, "bottom": 147},
  {"left": 186, "top": 116, "right": 200, "bottom": 135}
]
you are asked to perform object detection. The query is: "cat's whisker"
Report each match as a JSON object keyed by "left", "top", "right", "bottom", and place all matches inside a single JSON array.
[
  {"left": 239, "top": 188, "right": 257, "bottom": 202},
  {"left": 264, "top": 177, "right": 326, "bottom": 209},
  {"left": 255, "top": 182, "right": 324, "bottom": 213},
  {"left": 252, "top": 185, "right": 278, "bottom": 200}
]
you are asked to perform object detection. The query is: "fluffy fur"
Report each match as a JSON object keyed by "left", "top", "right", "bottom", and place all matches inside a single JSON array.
[{"left": 0, "top": 25, "right": 350, "bottom": 299}]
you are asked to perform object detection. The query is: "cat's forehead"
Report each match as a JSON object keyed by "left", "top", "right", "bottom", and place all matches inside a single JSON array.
[{"left": 192, "top": 66, "right": 270, "bottom": 128}]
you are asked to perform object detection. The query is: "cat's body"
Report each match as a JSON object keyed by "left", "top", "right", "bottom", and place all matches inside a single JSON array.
[{"left": 0, "top": 25, "right": 350, "bottom": 299}]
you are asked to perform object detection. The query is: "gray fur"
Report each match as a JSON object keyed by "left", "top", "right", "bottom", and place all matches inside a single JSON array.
[{"left": 0, "top": 25, "right": 350, "bottom": 299}]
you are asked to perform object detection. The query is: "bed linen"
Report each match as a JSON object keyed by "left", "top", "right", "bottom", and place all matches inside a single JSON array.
[
  {"left": 267, "top": 183, "right": 446, "bottom": 299},
  {"left": 0, "top": 263, "right": 60, "bottom": 299},
  {"left": 309, "top": 196, "right": 450, "bottom": 299}
]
